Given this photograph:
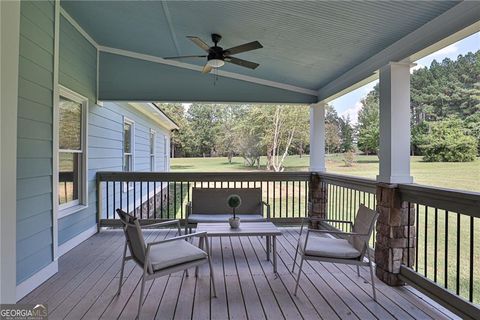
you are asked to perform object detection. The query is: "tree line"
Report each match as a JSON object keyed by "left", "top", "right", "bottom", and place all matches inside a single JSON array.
[
  {"left": 161, "top": 50, "right": 479, "bottom": 167},
  {"left": 357, "top": 50, "right": 479, "bottom": 161}
]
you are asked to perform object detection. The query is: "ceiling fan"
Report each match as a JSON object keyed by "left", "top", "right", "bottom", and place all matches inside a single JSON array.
[{"left": 164, "top": 34, "right": 263, "bottom": 74}]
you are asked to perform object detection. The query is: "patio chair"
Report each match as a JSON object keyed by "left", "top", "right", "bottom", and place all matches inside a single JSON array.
[
  {"left": 292, "top": 204, "right": 378, "bottom": 301},
  {"left": 116, "top": 209, "right": 216, "bottom": 319}
]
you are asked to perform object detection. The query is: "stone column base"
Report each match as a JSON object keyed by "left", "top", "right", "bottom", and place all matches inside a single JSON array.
[
  {"left": 308, "top": 173, "right": 327, "bottom": 228},
  {"left": 374, "top": 183, "right": 415, "bottom": 286}
]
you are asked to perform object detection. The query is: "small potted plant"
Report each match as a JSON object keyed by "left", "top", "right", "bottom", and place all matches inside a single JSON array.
[{"left": 227, "top": 194, "right": 242, "bottom": 229}]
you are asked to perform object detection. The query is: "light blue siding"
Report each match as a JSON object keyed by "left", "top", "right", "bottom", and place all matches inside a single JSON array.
[
  {"left": 58, "top": 16, "right": 172, "bottom": 243},
  {"left": 16, "top": 0, "right": 55, "bottom": 284},
  {"left": 58, "top": 14, "right": 98, "bottom": 245},
  {"left": 15, "top": 3, "right": 173, "bottom": 285}
]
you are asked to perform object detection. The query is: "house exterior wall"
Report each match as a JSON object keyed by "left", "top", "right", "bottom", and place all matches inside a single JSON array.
[
  {"left": 15, "top": 2, "right": 172, "bottom": 294},
  {"left": 58, "top": 16, "right": 172, "bottom": 245},
  {"left": 16, "top": 0, "right": 55, "bottom": 285}
]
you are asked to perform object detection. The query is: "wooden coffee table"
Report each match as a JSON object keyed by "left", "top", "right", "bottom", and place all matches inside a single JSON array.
[{"left": 196, "top": 222, "right": 282, "bottom": 273}]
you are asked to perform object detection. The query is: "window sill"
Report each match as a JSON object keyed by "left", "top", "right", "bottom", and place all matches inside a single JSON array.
[{"left": 58, "top": 204, "right": 88, "bottom": 219}]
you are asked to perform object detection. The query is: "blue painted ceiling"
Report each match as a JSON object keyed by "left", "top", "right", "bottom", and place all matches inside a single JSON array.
[{"left": 61, "top": 1, "right": 460, "bottom": 91}]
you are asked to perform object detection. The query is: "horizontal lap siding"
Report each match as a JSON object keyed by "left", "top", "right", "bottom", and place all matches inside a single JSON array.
[
  {"left": 58, "top": 15, "right": 171, "bottom": 240},
  {"left": 16, "top": 0, "right": 55, "bottom": 284},
  {"left": 58, "top": 14, "right": 97, "bottom": 245}
]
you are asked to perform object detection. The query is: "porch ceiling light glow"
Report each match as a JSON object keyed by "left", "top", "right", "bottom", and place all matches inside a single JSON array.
[{"left": 207, "top": 58, "right": 224, "bottom": 68}]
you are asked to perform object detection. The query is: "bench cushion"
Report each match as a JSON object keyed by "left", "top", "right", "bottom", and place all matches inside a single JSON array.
[
  {"left": 187, "top": 214, "right": 265, "bottom": 223},
  {"left": 149, "top": 240, "right": 207, "bottom": 271}
]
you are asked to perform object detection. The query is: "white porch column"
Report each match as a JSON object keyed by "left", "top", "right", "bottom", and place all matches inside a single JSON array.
[
  {"left": 0, "top": 0, "right": 20, "bottom": 303},
  {"left": 377, "top": 62, "right": 413, "bottom": 184},
  {"left": 309, "top": 102, "right": 326, "bottom": 172}
]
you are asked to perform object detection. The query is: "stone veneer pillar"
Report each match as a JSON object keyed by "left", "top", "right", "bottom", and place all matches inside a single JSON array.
[
  {"left": 308, "top": 173, "right": 327, "bottom": 228},
  {"left": 375, "top": 183, "right": 415, "bottom": 286}
]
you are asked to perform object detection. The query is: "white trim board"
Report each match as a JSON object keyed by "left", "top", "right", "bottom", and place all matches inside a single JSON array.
[
  {"left": 58, "top": 224, "right": 97, "bottom": 257},
  {"left": 1, "top": 0, "right": 20, "bottom": 304},
  {"left": 59, "top": 7, "right": 98, "bottom": 49},
  {"left": 52, "top": 0, "right": 60, "bottom": 262},
  {"left": 16, "top": 261, "right": 58, "bottom": 301}
]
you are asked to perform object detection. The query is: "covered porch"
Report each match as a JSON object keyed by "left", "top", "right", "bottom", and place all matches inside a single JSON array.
[{"left": 1, "top": 1, "right": 479, "bottom": 319}]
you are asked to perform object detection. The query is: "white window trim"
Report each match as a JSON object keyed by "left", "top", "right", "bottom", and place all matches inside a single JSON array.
[
  {"left": 150, "top": 128, "right": 156, "bottom": 171},
  {"left": 123, "top": 117, "right": 135, "bottom": 192},
  {"left": 57, "top": 85, "right": 89, "bottom": 219},
  {"left": 164, "top": 136, "right": 169, "bottom": 172}
]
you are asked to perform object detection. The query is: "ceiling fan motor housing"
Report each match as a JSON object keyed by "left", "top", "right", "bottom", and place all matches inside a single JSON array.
[{"left": 208, "top": 46, "right": 225, "bottom": 61}]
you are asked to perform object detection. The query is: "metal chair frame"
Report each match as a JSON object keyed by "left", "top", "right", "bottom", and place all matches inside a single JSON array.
[
  {"left": 117, "top": 215, "right": 216, "bottom": 319},
  {"left": 292, "top": 213, "right": 378, "bottom": 301}
]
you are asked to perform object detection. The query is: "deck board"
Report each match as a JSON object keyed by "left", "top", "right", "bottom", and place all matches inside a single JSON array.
[{"left": 20, "top": 228, "right": 460, "bottom": 320}]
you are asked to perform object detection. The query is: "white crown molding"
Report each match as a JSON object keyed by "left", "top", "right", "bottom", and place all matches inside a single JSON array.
[
  {"left": 60, "top": 7, "right": 99, "bottom": 49},
  {"left": 318, "top": 1, "right": 480, "bottom": 102}
]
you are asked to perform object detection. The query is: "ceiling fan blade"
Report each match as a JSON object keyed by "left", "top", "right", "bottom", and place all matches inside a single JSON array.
[
  {"left": 187, "top": 36, "right": 210, "bottom": 52},
  {"left": 225, "top": 57, "right": 259, "bottom": 69},
  {"left": 224, "top": 41, "right": 263, "bottom": 55},
  {"left": 202, "top": 64, "right": 213, "bottom": 74},
  {"left": 163, "top": 55, "right": 207, "bottom": 60}
]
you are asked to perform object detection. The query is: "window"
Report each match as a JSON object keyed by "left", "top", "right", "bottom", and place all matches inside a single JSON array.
[
  {"left": 58, "top": 87, "right": 87, "bottom": 211},
  {"left": 150, "top": 129, "right": 156, "bottom": 171},
  {"left": 123, "top": 118, "right": 134, "bottom": 190}
]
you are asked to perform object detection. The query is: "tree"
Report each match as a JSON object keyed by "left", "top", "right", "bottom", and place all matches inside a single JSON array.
[
  {"left": 325, "top": 123, "right": 341, "bottom": 154},
  {"left": 159, "top": 103, "right": 193, "bottom": 157},
  {"left": 324, "top": 104, "right": 341, "bottom": 153},
  {"left": 215, "top": 105, "right": 246, "bottom": 163},
  {"left": 186, "top": 104, "right": 222, "bottom": 157},
  {"left": 417, "top": 117, "right": 477, "bottom": 162},
  {"left": 339, "top": 115, "right": 354, "bottom": 152},
  {"left": 357, "top": 86, "right": 380, "bottom": 154}
]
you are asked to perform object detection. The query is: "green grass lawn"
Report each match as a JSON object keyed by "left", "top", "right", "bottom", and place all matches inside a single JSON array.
[{"left": 172, "top": 154, "right": 480, "bottom": 192}]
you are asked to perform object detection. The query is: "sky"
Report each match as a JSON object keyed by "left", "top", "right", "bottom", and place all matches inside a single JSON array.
[{"left": 331, "top": 31, "right": 480, "bottom": 124}]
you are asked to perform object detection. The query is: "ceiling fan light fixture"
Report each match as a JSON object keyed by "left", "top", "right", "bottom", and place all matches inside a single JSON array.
[{"left": 207, "top": 59, "right": 225, "bottom": 68}]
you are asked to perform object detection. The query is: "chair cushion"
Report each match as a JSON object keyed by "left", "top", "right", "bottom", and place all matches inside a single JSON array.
[
  {"left": 299, "top": 236, "right": 361, "bottom": 259},
  {"left": 187, "top": 214, "right": 265, "bottom": 223},
  {"left": 149, "top": 240, "right": 207, "bottom": 271}
]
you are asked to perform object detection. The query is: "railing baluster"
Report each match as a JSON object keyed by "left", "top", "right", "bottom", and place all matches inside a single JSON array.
[
  {"left": 153, "top": 181, "right": 156, "bottom": 219},
  {"left": 113, "top": 181, "right": 116, "bottom": 218},
  {"left": 147, "top": 181, "right": 150, "bottom": 219},
  {"left": 469, "top": 216, "right": 474, "bottom": 302},
  {"left": 415, "top": 203, "right": 419, "bottom": 272},
  {"left": 279, "top": 181, "right": 282, "bottom": 218},
  {"left": 286, "top": 180, "right": 289, "bottom": 218},
  {"left": 160, "top": 182, "right": 164, "bottom": 219},
  {"left": 424, "top": 205, "right": 428, "bottom": 277},
  {"left": 434, "top": 208, "right": 438, "bottom": 282},
  {"left": 304, "top": 180, "right": 307, "bottom": 218},
  {"left": 445, "top": 210, "right": 449, "bottom": 289},
  {"left": 456, "top": 212, "right": 461, "bottom": 295},
  {"left": 105, "top": 181, "right": 109, "bottom": 219},
  {"left": 140, "top": 181, "right": 143, "bottom": 219},
  {"left": 180, "top": 181, "right": 184, "bottom": 219}
]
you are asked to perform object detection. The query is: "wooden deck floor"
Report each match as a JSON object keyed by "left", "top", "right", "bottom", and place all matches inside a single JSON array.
[{"left": 21, "top": 228, "right": 458, "bottom": 320}]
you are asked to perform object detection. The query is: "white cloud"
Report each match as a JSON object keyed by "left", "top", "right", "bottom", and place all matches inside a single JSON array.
[{"left": 339, "top": 101, "right": 363, "bottom": 124}]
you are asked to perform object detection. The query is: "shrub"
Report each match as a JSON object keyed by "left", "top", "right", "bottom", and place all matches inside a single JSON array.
[
  {"left": 343, "top": 150, "right": 356, "bottom": 167},
  {"left": 419, "top": 118, "right": 477, "bottom": 162}
]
